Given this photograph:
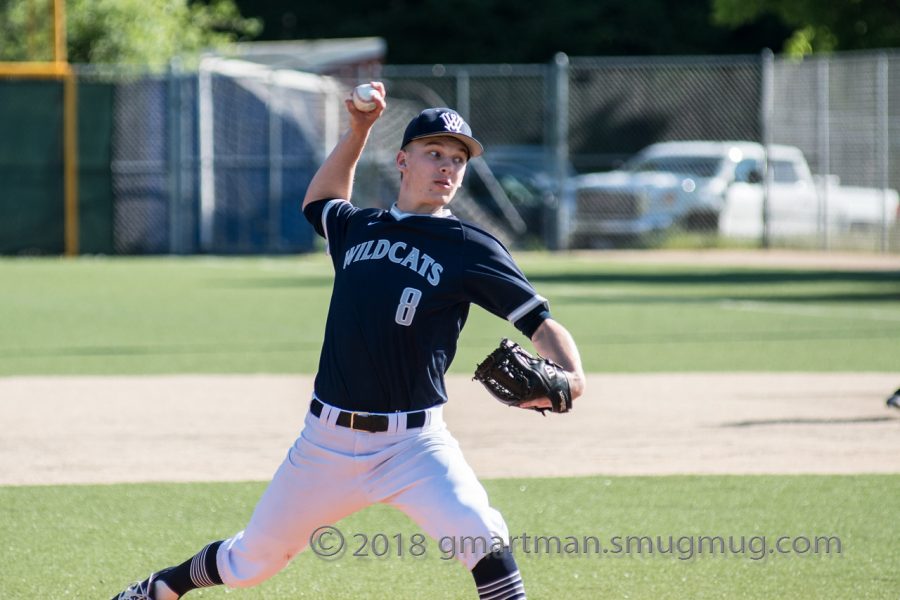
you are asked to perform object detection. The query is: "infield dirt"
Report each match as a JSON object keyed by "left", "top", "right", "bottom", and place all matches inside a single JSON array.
[{"left": 1, "top": 372, "right": 897, "bottom": 486}]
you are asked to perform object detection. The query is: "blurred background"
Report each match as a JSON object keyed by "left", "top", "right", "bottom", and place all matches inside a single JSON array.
[{"left": 2, "top": 0, "right": 899, "bottom": 256}]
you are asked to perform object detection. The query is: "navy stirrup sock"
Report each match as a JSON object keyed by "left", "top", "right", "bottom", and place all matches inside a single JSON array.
[
  {"left": 156, "top": 540, "right": 224, "bottom": 596},
  {"left": 471, "top": 547, "right": 526, "bottom": 600}
]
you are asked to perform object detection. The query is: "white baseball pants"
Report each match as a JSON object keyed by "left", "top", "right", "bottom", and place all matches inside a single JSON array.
[{"left": 216, "top": 399, "right": 510, "bottom": 588}]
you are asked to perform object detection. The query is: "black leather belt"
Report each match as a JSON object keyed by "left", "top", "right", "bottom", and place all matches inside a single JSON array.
[{"left": 310, "top": 398, "right": 427, "bottom": 433}]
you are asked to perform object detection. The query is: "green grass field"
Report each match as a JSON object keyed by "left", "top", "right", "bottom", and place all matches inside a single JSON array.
[
  {"left": 1, "top": 254, "right": 898, "bottom": 375},
  {"left": 1, "top": 254, "right": 898, "bottom": 599},
  {"left": 1, "top": 476, "right": 897, "bottom": 598}
]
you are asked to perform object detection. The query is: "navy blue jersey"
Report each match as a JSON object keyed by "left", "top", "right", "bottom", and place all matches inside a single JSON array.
[{"left": 303, "top": 199, "right": 550, "bottom": 412}]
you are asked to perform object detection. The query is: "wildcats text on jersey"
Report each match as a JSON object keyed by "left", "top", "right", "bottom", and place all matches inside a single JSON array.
[{"left": 343, "top": 238, "right": 443, "bottom": 286}]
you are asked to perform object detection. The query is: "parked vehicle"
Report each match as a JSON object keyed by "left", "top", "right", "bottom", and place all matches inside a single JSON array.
[
  {"left": 467, "top": 145, "right": 576, "bottom": 246},
  {"left": 568, "top": 141, "right": 899, "bottom": 247}
]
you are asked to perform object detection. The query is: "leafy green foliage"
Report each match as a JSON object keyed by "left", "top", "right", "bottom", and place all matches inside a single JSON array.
[
  {"left": 235, "top": 0, "right": 792, "bottom": 63},
  {"left": 0, "top": 0, "right": 261, "bottom": 67},
  {"left": 0, "top": 0, "right": 56, "bottom": 61},
  {"left": 713, "top": 0, "right": 900, "bottom": 56}
]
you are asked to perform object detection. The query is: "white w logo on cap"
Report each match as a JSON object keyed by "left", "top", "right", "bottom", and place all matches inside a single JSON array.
[{"left": 439, "top": 112, "right": 465, "bottom": 133}]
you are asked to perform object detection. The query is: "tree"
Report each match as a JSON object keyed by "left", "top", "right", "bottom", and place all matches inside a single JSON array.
[
  {"left": 0, "top": 0, "right": 261, "bottom": 67},
  {"left": 713, "top": 0, "right": 900, "bottom": 57},
  {"left": 234, "top": 0, "right": 791, "bottom": 64}
]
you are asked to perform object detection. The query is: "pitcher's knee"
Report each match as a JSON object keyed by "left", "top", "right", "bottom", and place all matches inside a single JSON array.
[
  {"left": 437, "top": 507, "right": 510, "bottom": 570},
  {"left": 217, "top": 531, "right": 298, "bottom": 588}
]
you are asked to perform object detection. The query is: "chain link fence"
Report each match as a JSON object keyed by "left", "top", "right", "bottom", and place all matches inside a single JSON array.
[
  {"left": 379, "top": 52, "right": 898, "bottom": 252},
  {"left": 80, "top": 60, "right": 323, "bottom": 255},
  {"left": 105, "top": 69, "right": 174, "bottom": 254},
  {"left": 564, "top": 55, "right": 763, "bottom": 248},
  {"left": 768, "top": 52, "right": 899, "bottom": 252},
  {"left": 32, "top": 50, "right": 900, "bottom": 255}
]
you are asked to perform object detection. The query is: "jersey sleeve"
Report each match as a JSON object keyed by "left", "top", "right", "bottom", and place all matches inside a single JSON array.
[
  {"left": 462, "top": 227, "right": 550, "bottom": 338},
  {"left": 303, "top": 199, "right": 359, "bottom": 256}
]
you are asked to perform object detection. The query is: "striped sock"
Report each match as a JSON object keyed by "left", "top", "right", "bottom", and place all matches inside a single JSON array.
[
  {"left": 188, "top": 541, "right": 222, "bottom": 588},
  {"left": 156, "top": 540, "right": 224, "bottom": 597},
  {"left": 471, "top": 547, "right": 526, "bottom": 600},
  {"left": 476, "top": 570, "right": 526, "bottom": 600}
]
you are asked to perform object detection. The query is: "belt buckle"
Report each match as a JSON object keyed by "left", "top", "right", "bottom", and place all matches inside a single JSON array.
[{"left": 349, "top": 412, "right": 369, "bottom": 430}]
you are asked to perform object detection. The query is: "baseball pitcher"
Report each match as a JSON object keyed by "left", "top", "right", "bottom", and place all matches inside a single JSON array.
[{"left": 110, "top": 82, "right": 585, "bottom": 600}]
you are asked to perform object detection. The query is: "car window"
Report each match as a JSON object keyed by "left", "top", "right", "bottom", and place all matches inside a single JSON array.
[
  {"left": 771, "top": 160, "right": 799, "bottom": 183},
  {"left": 628, "top": 156, "right": 722, "bottom": 177}
]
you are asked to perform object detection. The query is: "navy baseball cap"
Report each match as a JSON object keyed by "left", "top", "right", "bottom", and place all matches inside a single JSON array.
[{"left": 401, "top": 108, "right": 484, "bottom": 158}]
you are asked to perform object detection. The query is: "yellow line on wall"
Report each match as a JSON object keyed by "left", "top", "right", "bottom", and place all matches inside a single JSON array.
[{"left": 0, "top": 61, "right": 69, "bottom": 78}]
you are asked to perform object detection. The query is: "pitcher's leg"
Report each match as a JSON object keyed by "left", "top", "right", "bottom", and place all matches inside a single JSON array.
[
  {"left": 372, "top": 429, "right": 526, "bottom": 598},
  {"left": 218, "top": 429, "right": 367, "bottom": 588},
  {"left": 111, "top": 421, "right": 366, "bottom": 598}
]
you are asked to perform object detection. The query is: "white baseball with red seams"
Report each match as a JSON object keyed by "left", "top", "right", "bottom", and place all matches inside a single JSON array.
[{"left": 352, "top": 84, "right": 378, "bottom": 112}]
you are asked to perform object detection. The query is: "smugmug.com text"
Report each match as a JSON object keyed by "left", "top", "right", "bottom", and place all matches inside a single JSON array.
[{"left": 308, "top": 526, "right": 842, "bottom": 561}]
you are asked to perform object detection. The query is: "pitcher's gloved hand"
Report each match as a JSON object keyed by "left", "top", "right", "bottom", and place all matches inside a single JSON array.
[{"left": 473, "top": 338, "right": 572, "bottom": 415}]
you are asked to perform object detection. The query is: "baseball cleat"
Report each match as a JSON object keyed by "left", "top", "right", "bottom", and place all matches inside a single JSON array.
[
  {"left": 110, "top": 572, "right": 160, "bottom": 600},
  {"left": 887, "top": 388, "right": 900, "bottom": 410}
]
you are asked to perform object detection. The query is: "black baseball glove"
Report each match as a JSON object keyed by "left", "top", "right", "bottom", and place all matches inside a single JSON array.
[{"left": 473, "top": 338, "right": 572, "bottom": 414}]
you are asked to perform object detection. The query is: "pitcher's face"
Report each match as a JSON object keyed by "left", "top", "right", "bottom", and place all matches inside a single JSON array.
[{"left": 397, "top": 137, "right": 469, "bottom": 213}]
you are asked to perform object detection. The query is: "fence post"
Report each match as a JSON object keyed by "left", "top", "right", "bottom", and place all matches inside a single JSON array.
[
  {"left": 816, "top": 56, "right": 830, "bottom": 250},
  {"left": 456, "top": 68, "right": 470, "bottom": 120},
  {"left": 877, "top": 52, "right": 890, "bottom": 253},
  {"left": 759, "top": 49, "right": 774, "bottom": 249},
  {"left": 198, "top": 56, "right": 216, "bottom": 253},
  {"left": 167, "top": 57, "right": 184, "bottom": 254},
  {"left": 550, "top": 52, "right": 570, "bottom": 251},
  {"left": 268, "top": 70, "right": 283, "bottom": 253}
]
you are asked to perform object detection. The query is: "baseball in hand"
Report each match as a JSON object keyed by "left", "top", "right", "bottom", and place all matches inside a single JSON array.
[{"left": 352, "top": 84, "right": 378, "bottom": 112}]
